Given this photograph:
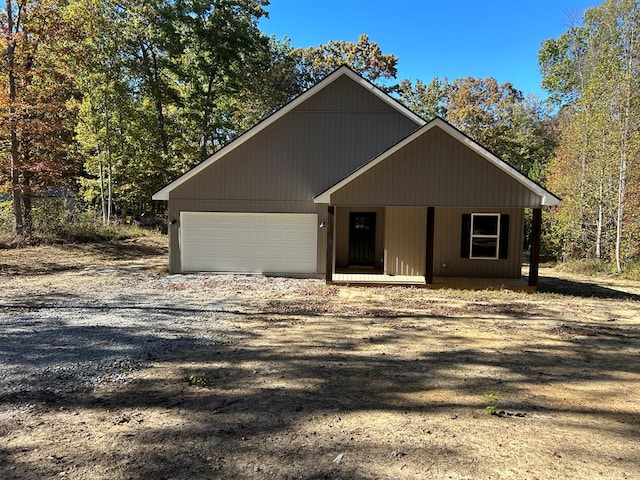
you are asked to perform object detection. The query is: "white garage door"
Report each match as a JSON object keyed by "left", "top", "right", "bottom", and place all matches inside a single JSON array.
[{"left": 180, "top": 212, "right": 318, "bottom": 273}]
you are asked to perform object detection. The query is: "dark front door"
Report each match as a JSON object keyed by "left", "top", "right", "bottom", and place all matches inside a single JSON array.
[{"left": 349, "top": 212, "right": 376, "bottom": 266}]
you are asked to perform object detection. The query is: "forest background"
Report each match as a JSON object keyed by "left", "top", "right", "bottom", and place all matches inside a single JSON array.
[{"left": 1, "top": 0, "right": 639, "bottom": 276}]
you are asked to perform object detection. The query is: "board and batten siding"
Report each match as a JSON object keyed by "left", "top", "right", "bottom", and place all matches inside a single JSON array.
[
  {"left": 329, "top": 127, "right": 543, "bottom": 208},
  {"left": 166, "top": 75, "right": 420, "bottom": 273},
  {"left": 433, "top": 207, "right": 524, "bottom": 278},
  {"left": 384, "top": 207, "right": 426, "bottom": 276},
  {"left": 169, "top": 75, "right": 419, "bottom": 203}
]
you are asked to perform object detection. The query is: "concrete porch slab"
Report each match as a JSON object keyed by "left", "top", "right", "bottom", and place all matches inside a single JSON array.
[{"left": 329, "top": 273, "right": 534, "bottom": 291}]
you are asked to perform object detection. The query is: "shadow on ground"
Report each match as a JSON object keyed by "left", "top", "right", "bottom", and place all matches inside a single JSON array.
[
  {"left": 538, "top": 275, "right": 640, "bottom": 301},
  {"left": 1, "top": 268, "right": 639, "bottom": 479},
  {"left": 2, "top": 302, "right": 639, "bottom": 478}
]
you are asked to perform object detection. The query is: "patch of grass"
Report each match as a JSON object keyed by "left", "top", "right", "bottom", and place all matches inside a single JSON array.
[
  {"left": 620, "top": 261, "right": 640, "bottom": 281},
  {"left": 187, "top": 373, "right": 211, "bottom": 387},
  {"left": 54, "top": 219, "right": 142, "bottom": 243},
  {"left": 558, "top": 259, "right": 615, "bottom": 276}
]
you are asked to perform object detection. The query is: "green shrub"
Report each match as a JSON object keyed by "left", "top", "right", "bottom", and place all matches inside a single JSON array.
[
  {"left": 556, "top": 258, "right": 640, "bottom": 280},
  {"left": 559, "top": 259, "right": 613, "bottom": 276},
  {"left": 0, "top": 198, "right": 148, "bottom": 246},
  {"left": 483, "top": 392, "right": 500, "bottom": 415},
  {"left": 620, "top": 261, "right": 640, "bottom": 281}
]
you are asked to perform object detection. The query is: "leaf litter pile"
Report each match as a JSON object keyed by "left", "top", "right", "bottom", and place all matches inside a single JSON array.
[{"left": 1, "top": 236, "right": 639, "bottom": 480}]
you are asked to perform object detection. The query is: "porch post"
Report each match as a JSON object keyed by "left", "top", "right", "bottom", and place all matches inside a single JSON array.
[
  {"left": 326, "top": 206, "right": 335, "bottom": 282},
  {"left": 425, "top": 206, "right": 435, "bottom": 284},
  {"left": 529, "top": 208, "right": 542, "bottom": 287}
]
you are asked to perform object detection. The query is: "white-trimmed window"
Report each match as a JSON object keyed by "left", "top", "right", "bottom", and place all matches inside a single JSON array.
[{"left": 470, "top": 213, "right": 500, "bottom": 259}]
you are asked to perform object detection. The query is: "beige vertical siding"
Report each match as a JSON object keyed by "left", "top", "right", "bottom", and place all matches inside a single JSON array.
[
  {"left": 384, "top": 207, "right": 427, "bottom": 276},
  {"left": 334, "top": 207, "right": 385, "bottom": 269},
  {"left": 170, "top": 75, "right": 419, "bottom": 204},
  {"left": 330, "top": 127, "right": 542, "bottom": 208},
  {"left": 316, "top": 204, "right": 328, "bottom": 275},
  {"left": 433, "top": 207, "right": 524, "bottom": 278},
  {"left": 166, "top": 75, "right": 420, "bottom": 273}
]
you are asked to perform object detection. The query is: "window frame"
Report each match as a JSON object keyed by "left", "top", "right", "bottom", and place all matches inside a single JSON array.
[{"left": 469, "top": 213, "right": 501, "bottom": 260}]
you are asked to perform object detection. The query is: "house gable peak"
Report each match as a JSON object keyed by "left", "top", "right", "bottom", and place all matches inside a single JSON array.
[
  {"left": 152, "top": 66, "right": 425, "bottom": 201},
  {"left": 314, "top": 117, "right": 561, "bottom": 206}
]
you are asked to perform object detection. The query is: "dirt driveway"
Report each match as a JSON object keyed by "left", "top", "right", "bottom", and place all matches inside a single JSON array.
[{"left": 1, "top": 236, "right": 639, "bottom": 479}]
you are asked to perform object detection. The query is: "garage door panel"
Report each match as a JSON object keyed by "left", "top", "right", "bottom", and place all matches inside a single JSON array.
[{"left": 180, "top": 212, "right": 317, "bottom": 273}]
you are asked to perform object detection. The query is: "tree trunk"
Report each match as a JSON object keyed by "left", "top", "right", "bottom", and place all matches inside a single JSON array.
[
  {"left": 22, "top": 170, "right": 33, "bottom": 236},
  {"left": 140, "top": 41, "right": 169, "bottom": 155},
  {"left": 99, "top": 159, "right": 106, "bottom": 224},
  {"left": 595, "top": 173, "right": 603, "bottom": 260},
  {"left": 596, "top": 192, "right": 604, "bottom": 260},
  {"left": 149, "top": 45, "right": 169, "bottom": 155},
  {"left": 104, "top": 98, "right": 113, "bottom": 224},
  {"left": 615, "top": 153, "right": 626, "bottom": 273},
  {"left": 107, "top": 160, "right": 112, "bottom": 224},
  {"left": 6, "top": 0, "right": 24, "bottom": 236}
]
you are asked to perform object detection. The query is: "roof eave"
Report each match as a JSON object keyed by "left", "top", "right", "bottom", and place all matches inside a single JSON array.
[
  {"left": 152, "top": 191, "right": 169, "bottom": 201},
  {"left": 541, "top": 195, "right": 561, "bottom": 206}
]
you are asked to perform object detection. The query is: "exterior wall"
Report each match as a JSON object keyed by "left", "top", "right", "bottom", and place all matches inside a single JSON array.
[
  {"left": 330, "top": 127, "right": 543, "bottom": 208},
  {"left": 384, "top": 207, "right": 426, "bottom": 276},
  {"left": 166, "top": 74, "right": 420, "bottom": 273},
  {"left": 335, "top": 207, "right": 385, "bottom": 269},
  {"left": 170, "top": 75, "right": 419, "bottom": 203},
  {"left": 433, "top": 207, "right": 524, "bottom": 278}
]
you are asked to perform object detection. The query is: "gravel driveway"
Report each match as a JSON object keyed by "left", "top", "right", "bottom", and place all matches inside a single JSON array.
[{"left": 0, "top": 266, "right": 303, "bottom": 413}]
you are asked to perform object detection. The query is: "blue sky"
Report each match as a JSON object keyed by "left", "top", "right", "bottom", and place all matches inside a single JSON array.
[{"left": 260, "top": 0, "right": 601, "bottom": 98}]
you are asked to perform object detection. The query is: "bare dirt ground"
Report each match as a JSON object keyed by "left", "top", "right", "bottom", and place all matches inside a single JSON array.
[{"left": 1, "top": 234, "right": 639, "bottom": 480}]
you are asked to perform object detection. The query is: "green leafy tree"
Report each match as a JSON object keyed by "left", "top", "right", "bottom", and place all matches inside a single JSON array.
[
  {"left": 170, "top": 0, "right": 272, "bottom": 158},
  {"left": 396, "top": 77, "right": 448, "bottom": 119}
]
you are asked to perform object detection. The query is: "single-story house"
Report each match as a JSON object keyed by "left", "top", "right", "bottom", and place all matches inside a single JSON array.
[{"left": 153, "top": 66, "right": 560, "bottom": 289}]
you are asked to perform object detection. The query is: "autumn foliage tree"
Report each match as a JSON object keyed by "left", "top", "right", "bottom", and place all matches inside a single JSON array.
[
  {"left": 540, "top": 0, "right": 640, "bottom": 271},
  {"left": 0, "top": 0, "right": 79, "bottom": 235},
  {"left": 295, "top": 34, "right": 399, "bottom": 90}
]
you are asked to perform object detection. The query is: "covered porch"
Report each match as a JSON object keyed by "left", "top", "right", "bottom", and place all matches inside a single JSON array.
[
  {"left": 324, "top": 205, "right": 542, "bottom": 290},
  {"left": 314, "top": 118, "right": 557, "bottom": 291}
]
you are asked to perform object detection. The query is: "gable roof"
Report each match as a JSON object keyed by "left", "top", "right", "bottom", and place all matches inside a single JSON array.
[
  {"left": 314, "top": 117, "right": 561, "bottom": 206},
  {"left": 152, "top": 66, "right": 426, "bottom": 201}
]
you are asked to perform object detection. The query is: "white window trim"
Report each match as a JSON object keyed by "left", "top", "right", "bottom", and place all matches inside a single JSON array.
[{"left": 470, "top": 213, "right": 500, "bottom": 260}]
